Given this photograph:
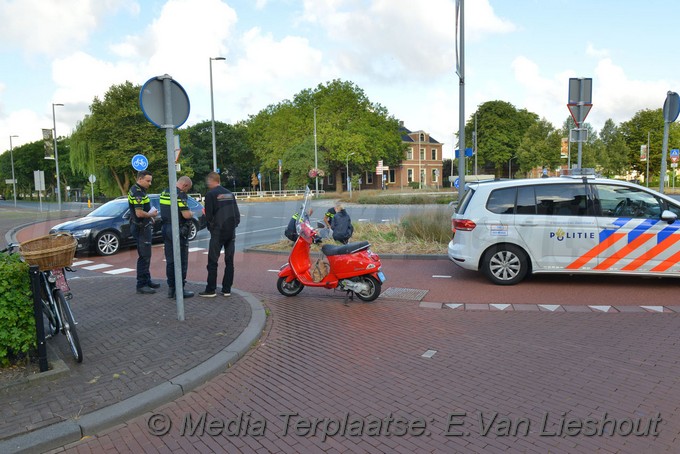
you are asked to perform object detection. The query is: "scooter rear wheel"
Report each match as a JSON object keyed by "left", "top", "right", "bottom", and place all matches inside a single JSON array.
[
  {"left": 277, "top": 277, "right": 304, "bottom": 297},
  {"left": 353, "top": 275, "right": 381, "bottom": 302}
]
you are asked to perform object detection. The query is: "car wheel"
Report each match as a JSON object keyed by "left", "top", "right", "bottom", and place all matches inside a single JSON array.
[
  {"left": 95, "top": 231, "right": 120, "bottom": 256},
  {"left": 187, "top": 221, "right": 198, "bottom": 241},
  {"left": 482, "top": 244, "right": 529, "bottom": 285}
]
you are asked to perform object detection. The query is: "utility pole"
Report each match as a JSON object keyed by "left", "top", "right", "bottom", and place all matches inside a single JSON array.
[
  {"left": 314, "top": 106, "right": 319, "bottom": 197},
  {"left": 456, "top": 0, "right": 466, "bottom": 202}
]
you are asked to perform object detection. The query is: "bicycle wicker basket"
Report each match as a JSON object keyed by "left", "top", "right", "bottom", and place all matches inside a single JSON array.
[{"left": 19, "top": 233, "right": 77, "bottom": 271}]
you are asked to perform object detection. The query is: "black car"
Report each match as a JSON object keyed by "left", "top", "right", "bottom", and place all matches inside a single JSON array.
[{"left": 50, "top": 194, "right": 207, "bottom": 256}]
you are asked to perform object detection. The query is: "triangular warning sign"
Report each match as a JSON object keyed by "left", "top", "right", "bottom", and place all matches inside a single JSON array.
[{"left": 567, "top": 103, "right": 592, "bottom": 127}]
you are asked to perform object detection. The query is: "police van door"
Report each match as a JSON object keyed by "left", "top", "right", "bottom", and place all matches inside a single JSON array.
[
  {"left": 516, "top": 183, "right": 599, "bottom": 272},
  {"left": 590, "top": 183, "right": 679, "bottom": 275}
]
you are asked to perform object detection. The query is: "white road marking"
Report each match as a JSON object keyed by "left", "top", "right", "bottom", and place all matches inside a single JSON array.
[
  {"left": 267, "top": 269, "right": 279, "bottom": 272},
  {"left": 82, "top": 263, "right": 113, "bottom": 271},
  {"left": 188, "top": 247, "right": 205, "bottom": 252},
  {"left": 358, "top": 218, "right": 369, "bottom": 222},
  {"left": 445, "top": 303, "right": 462, "bottom": 309},
  {"left": 432, "top": 275, "right": 451, "bottom": 278},
  {"left": 490, "top": 304, "right": 511, "bottom": 311},
  {"left": 641, "top": 306, "right": 664, "bottom": 313},
  {"left": 235, "top": 226, "right": 286, "bottom": 236},
  {"left": 72, "top": 260, "right": 94, "bottom": 266},
  {"left": 589, "top": 305, "right": 612, "bottom": 312},
  {"left": 421, "top": 349, "right": 437, "bottom": 358},
  {"left": 381, "top": 219, "right": 390, "bottom": 222},
  {"left": 539, "top": 304, "right": 561, "bottom": 312},
  {"left": 104, "top": 268, "right": 135, "bottom": 275}
]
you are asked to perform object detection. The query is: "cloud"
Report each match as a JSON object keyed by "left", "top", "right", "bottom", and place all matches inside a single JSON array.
[
  {"left": 0, "top": 0, "right": 139, "bottom": 56},
  {"left": 300, "top": 0, "right": 515, "bottom": 81},
  {"left": 586, "top": 43, "right": 609, "bottom": 59}
]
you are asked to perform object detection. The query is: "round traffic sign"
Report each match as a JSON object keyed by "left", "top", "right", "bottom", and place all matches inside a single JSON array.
[
  {"left": 139, "top": 75, "right": 190, "bottom": 129},
  {"left": 131, "top": 154, "right": 149, "bottom": 171},
  {"left": 454, "top": 178, "right": 460, "bottom": 189}
]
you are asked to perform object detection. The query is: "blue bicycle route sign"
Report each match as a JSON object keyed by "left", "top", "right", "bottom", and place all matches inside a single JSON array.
[{"left": 131, "top": 154, "right": 149, "bottom": 171}]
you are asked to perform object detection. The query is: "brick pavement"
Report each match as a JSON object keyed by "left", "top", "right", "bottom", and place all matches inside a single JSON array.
[
  {"left": 0, "top": 275, "right": 250, "bottom": 442},
  {"left": 55, "top": 292, "right": 680, "bottom": 453}
]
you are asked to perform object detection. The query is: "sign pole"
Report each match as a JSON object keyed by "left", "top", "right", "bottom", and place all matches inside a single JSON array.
[{"left": 456, "top": 0, "right": 466, "bottom": 202}]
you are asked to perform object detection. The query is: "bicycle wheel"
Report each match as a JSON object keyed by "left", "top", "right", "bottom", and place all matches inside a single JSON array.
[
  {"left": 55, "top": 289, "right": 83, "bottom": 363},
  {"left": 41, "top": 287, "right": 58, "bottom": 337}
]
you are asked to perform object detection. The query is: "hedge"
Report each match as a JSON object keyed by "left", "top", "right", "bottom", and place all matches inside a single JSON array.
[{"left": 0, "top": 252, "right": 34, "bottom": 366}]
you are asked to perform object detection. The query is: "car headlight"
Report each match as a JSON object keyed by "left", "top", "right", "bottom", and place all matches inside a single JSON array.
[{"left": 72, "top": 229, "right": 91, "bottom": 238}]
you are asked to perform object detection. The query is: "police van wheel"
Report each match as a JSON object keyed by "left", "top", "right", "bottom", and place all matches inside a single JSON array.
[{"left": 482, "top": 245, "right": 528, "bottom": 285}]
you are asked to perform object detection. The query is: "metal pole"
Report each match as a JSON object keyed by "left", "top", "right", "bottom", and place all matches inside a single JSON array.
[
  {"left": 209, "top": 57, "right": 225, "bottom": 172},
  {"left": 314, "top": 106, "right": 319, "bottom": 196},
  {"left": 418, "top": 132, "right": 422, "bottom": 189},
  {"left": 567, "top": 129, "right": 572, "bottom": 170},
  {"left": 161, "top": 75, "right": 185, "bottom": 321},
  {"left": 29, "top": 266, "right": 48, "bottom": 372},
  {"left": 473, "top": 113, "right": 477, "bottom": 175},
  {"left": 456, "top": 0, "right": 466, "bottom": 202},
  {"left": 9, "top": 135, "right": 18, "bottom": 207},
  {"left": 52, "top": 103, "right": 63, "bottom": 211},
  {"left": 661, "top": 120, "right": 670, "bottom": 193},
  {"left": 646, "top": 132, "right": 650, "bottom": 187}
]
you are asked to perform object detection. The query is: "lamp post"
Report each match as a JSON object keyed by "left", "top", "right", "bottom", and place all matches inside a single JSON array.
[
  {"left": 209, "top": 57, "right": 226, "bottom": 172},
  {"left": 9, "top": 135, "right": 18, "bottom": 207},
  {"left": 313, "top": 106, "right": 319, "bottom": 197},
  {"left": 52, "top": 103, "right": 64, "bottom": 211},
  {"left": 346, "top": 152, "right": 355, "bottom": 199}
]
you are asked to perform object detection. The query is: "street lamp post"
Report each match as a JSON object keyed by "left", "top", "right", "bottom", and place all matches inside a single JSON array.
[
  {"left": 52, "top": 103, "right": 64, "bottom": 211},
  {"left": 209, "top": 57, "right": 226, "bottom": 173},
  {"left": 9, "top": 135, "right": 18, "bottom": 207},
  {"left": 346, "top": 152, "right": 355, "bottom": 199},
  {"left": 314, "top": 106, "right": 319, "bottom": 197}
]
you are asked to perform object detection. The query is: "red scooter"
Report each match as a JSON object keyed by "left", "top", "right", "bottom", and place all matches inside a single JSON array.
[{"left": 277, "top": 203, "right": 385, "bottom": 302}]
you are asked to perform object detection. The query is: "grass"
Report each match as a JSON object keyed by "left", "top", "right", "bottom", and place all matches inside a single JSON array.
[{"left": 254, "top": 207, "right": 452, "bottom": 255}]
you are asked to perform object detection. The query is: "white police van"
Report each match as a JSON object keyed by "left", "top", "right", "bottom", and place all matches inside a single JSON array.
[{"left": 448, "top": 176, "right": 680, "bottom": 285}]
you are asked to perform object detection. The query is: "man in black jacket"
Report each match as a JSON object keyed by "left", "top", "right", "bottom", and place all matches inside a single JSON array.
[
  {"left": 160, "top": 175, "right": 194, "bottom": 299},
  {"left": 331, "top": 202, "right": 353, "bottom": 244},
  {"left": 200, "top": 172, "right": 241, "bottom": 298},
  {"left": 127, "top": 170, "right": 159, "bottom": 294}
]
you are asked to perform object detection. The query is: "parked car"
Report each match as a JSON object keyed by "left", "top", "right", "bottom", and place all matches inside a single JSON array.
[
  {"left": 50, "top": 194, "right": 207, "bottom": 256},
  {"left": 448, "top": 176, "right": 680, "bottom": 285}
]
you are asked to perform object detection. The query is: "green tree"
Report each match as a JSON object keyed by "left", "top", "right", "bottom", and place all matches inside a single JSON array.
[
  {"left": 70, "top": 81, "right": 167, "bottom": 196},
  {"left": 598, "top": 119, "right": 631, "bottom": 178},
  {"left": 516, "top": 118, "right": 562, "bottom": 175},
  {"left": 246, "top": 79, "right": 405, "bottom": 192},
  {"left": 466, "top": 101, "right": 539, "bottom": 176}
]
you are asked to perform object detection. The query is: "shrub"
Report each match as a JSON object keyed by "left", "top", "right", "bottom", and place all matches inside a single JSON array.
[
  {"left": 401, "top": 209, "right": 452, "bottom": 244},
  {"left": 0, "top": 252, "right": 34, "bottom": 366}
]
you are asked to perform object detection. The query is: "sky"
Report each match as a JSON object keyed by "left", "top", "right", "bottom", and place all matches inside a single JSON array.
[{"left": 1, "top": 0, "right": 680, "bottom": 160}]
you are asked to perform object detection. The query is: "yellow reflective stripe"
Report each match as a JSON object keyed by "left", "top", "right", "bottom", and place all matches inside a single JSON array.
[{"left": 160, "top": 191, "right": 171, "bottom": 205}]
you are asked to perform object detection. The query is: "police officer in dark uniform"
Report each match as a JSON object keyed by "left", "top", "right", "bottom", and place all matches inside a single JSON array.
[
  {"left": 199, "top": 171, "right": 240, "bottom": 298},
  {"left": 128, "top": 170, "right": 159, "bottom": 294},
  {"left": 160, "top": 176, "right": 195, "bottom": 299}
]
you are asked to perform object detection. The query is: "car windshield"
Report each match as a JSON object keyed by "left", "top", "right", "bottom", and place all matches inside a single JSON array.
[{"left": 88, "top": 200, "right": 128, "bottom": 218}]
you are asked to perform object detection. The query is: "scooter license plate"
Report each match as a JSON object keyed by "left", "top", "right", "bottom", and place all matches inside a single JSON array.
[{"left": 377, "top": 271, "right": 386, "bottom": 283}]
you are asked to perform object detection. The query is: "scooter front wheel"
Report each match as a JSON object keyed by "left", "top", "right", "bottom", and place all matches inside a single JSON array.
[
  {"left": 277, "top": 277, "right": 304, "bottom": 297},
  {"left": 353, "top": 275, "right": 381, "bottom": 302}
]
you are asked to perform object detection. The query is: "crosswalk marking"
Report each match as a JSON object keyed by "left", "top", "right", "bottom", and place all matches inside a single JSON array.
[
  {"left": 82, "top": 263, "right": 113, "bottom": 271},
  {"left": 72, "top": 260, "right": 94, "bottom": 267},
  {"left": 188, "top": 247, "right": 205, "bottom": 252},
  {"left": 103, "top": 268, "right": 135, "bottom": 275}
]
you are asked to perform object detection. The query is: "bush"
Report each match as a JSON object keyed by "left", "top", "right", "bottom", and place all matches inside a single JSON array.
[
  {"left": 401, "top": 209, "right": 452, "bottom": 244},
  {"left": 0, "top": 253, "right": 34, "bottom": 366}
]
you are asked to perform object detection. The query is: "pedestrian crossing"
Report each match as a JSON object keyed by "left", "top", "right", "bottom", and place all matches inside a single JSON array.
[{"left": 70, "top": 248, "right": 209, "bottom": 275}]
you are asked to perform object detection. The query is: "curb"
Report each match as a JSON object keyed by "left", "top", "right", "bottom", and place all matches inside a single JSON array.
[
  {"left": 0, "top": 289, "right": 266, "bottom": 454},
  {"left": 243, "top": 247, "right": 449, "bottom": 261}
]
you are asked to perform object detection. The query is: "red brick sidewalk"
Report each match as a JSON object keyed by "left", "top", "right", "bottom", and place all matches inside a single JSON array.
[{"left": 55, "top": 293, "right": 680, "bottom": 453}]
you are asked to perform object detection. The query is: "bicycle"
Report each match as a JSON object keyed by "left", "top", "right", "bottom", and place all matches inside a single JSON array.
[{"left": 2, "top": 238, "right": 83, "bottom": 363}]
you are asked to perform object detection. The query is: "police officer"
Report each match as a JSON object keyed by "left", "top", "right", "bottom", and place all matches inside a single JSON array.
[
  {"left": 199, "top": 171, "right": 240, "bottom": 298},
  {"left": 128, "top": 170, "right": 159, "bottom": 294},
  {"left": 160, "top": 176, "right": 195, "bottom": 299}
]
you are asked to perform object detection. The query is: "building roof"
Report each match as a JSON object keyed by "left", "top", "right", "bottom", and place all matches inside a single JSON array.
[{"left": 399, "top": 125, "right": 440, "bottom": 144}]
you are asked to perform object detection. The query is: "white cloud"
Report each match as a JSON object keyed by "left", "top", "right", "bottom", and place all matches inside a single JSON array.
[
  {"left": 300, "top": 0, "right": 515, "bottom": 80},
  {"left": 586, "top": 43, "right": 609, "bottom": 59},
  {"left": 0, "top": 0, "right": 138, "bottom": 56}
]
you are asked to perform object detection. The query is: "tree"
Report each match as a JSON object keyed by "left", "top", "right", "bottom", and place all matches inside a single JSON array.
[
  {"left": 516, "top": 118, "right": 562, "bottom": 175},
  {"left": 70, "top": 82, "right": 167, "bottom": 196},
  {"left": 598, "top": 119, "right": 630, "bottom": 178},
  {"left": 246, "top": 79, "right": 405, "bottom": 192},
  {"left": 466, "top": 101, "right": 539, "bottom": 176}
]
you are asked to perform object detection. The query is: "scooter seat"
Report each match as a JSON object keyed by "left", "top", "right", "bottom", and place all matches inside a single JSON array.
[{"left": 322, "top": 241, "right": 370, "bottom": 257}]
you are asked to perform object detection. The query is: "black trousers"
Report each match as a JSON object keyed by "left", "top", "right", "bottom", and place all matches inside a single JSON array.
[
  {"left": 131, "top": 222, "right": 153, "bottom": 289},
  {"left": 206, "top": 230, "right": 235, "bottom": 292},
  {"left": 163, "top": 223, "right": 189, "bottom": 289}
]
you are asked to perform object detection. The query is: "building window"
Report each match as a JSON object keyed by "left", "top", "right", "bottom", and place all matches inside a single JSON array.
[
  {"left": 431, "top": 148, "right": 437, "bottom": 160},
  {"left": 407, "top": 148, "right": 413, "bottom": 160},
  {"left": 388, "top": 169, "right": 396, "bottom": 183},
  {"left": 419, "top": 133, "right": 425, "bottom": 142},
  {"left": 420, "top": 148, "right": 425, "bottom": 160},
  {"left": 327, "top": 173, "right": 334, "bottom": 185},
  {"left": 420, "top": 169, "right": 426, "bottom": 185},
  {"left": 407, "top": 169, "right": 413, "bottom": 183},
  {"left": 432, "top": 169, "right": 438, "bottom": 183},
  {"left": 365, "top": 172, "right": 374, "bottom": 184}
]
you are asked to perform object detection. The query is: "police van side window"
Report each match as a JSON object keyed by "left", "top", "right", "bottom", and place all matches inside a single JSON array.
[
  {"left": 534, "top": 184, "right": 589, "bottom": 216},
  {"left": 516, "top": 186, "right": 536, "bottom": 214},
  {"left": 486, "top": 188, "right": 516, "bottom": 214},
  {"left": 594, "top": 184, "right": 662, "bottom": 219}
]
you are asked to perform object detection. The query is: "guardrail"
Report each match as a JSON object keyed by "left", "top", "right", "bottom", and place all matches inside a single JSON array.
[{"left": 232, "top": 190, "right": 325, "bottom": 200}]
